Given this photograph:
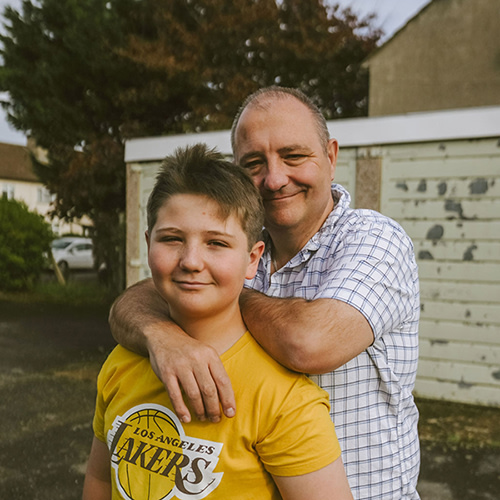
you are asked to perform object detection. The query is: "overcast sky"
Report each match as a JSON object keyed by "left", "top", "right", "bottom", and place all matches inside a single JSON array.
[{"left": 0, "top": 0, "right": 431, "bottom": 145}]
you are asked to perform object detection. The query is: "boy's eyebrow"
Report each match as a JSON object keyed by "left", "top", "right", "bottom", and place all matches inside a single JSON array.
[
  {"left": 154, "top": 226, "right": 181, "bottom": 233},
  {"left": 154, "top": 227, "right": 237, "bottom": 239},
  {"left": 205, "top": 230, "right": 237, "bottom": 240}
]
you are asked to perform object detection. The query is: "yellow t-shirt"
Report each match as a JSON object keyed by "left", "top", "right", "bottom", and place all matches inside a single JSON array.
[{"left": 93, "top": 332, "right": 341, "bottom": 500}]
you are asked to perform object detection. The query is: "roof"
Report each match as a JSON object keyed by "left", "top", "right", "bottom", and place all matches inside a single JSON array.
[
  {"left": 0, "top": 142, "right": 39, "bottom": 183},
  {"left": 125, "top": 105, "right": 500, "bottom": 162},
  {"left": 363, "top": 0, "right": 433, "bottom": 66}
]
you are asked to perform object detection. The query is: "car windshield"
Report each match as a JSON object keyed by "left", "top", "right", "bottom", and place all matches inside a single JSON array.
[{"left": 51, "top": 240, "right": 73, "bottom": 250}]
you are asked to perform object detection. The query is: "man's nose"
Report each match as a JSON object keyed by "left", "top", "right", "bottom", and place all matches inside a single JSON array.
[{"left": 262, "top": 158, "right": 288, "bottom": 192}]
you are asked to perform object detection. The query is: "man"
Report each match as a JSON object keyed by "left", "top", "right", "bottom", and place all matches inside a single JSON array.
[{"left": 110, "top": 87, "right": 420, "bottom": 499}]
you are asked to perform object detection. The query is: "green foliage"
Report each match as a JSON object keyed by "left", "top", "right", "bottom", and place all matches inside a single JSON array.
[
  {"left": 0, "top": 196, "right": 54, "bottom": 291},
  {"left": 0, "top": 0, "right": 381, "bottom": 293}
]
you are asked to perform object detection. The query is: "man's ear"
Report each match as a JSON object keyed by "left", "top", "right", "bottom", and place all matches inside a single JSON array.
[
  {"left": 246, "top": 240, "right": 265, "bottom": 280},
  {"left": 327, "top": 138, "right": 339, "bottom": 181}
]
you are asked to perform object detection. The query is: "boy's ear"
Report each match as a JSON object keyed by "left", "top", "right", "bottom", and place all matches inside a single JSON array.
[
  {"left": 145, "top": 231, "right": 150, "bottom": 251},
  {"left": 245, "top": 240, "right": 265, "bottom": 280}
]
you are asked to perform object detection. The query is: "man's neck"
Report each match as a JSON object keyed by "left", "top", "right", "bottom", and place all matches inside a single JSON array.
[{"left": 269, "top": 198, "right": 335, "bottom": 269}]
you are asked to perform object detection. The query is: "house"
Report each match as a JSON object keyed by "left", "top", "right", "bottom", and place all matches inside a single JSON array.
[
  {"left": 0, "top": 140, "right": 88, "bottom": 235},
  {"left": 363, "top": 0, "right": 500, "bottom": 116}
]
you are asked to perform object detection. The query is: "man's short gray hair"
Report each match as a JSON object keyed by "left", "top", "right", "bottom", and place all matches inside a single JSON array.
[{"left": 230, "top": 86, "right": 330, "bottom": 158}]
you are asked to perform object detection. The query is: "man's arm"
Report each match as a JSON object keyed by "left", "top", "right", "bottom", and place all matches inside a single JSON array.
[
  {"left": 240, "top": 289, "right": 373, "bottom": 374},
  {"left": 272, "top": 458, "right": 353, "bottom": 500},
  {"left": 109, "top": 278, "right": 235, "bottom": 423}
]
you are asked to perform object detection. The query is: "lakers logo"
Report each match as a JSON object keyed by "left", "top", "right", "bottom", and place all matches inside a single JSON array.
[{"left": 107, "top": 404, "right": 223, "bottom": 500}]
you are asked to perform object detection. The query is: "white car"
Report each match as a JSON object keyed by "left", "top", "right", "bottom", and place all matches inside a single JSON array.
[{"left": 50, "top": 237, "right": 95, "bottom": 273}]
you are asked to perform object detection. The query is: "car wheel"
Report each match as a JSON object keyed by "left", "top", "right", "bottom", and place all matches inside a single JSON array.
[{"left": 58, "top": 260, "right": 69, "bottom": 276}]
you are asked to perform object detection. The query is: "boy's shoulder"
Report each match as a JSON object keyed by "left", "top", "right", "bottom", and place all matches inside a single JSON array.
[
  {"left": 98, "top": 345, "right": 152, "bottom": 386},
  {"left": 223, "top": 332, "right": 327, "bottom": 399}
]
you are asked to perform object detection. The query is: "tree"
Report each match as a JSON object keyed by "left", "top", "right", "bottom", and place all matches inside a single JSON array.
[
  {"left": 0, "top": 0, "right": 381, "bottom": 293},
  {"left": 0, "top": 196, "right": 53, "bottom": 292}
]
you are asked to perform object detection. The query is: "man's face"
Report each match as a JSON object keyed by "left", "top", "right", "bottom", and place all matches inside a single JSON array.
[
  {"left": 233, "top": 97, "right": 338, "bottom": 242},
  {"left": 146, "top": 193, "right": 263, "bottom": 325}
]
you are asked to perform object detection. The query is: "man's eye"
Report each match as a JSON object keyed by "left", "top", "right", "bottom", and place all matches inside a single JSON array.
[
  {"left": 243, "top": 160, "right": 263, "bottom": 170},
  {"left": 285, "top": 154, "right": 306, "bottom": 163}
]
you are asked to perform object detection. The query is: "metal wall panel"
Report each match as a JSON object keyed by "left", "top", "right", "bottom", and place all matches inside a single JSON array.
[
  {"left": 380, "top": 138, "right": 500, "bottom": 406},
  {"left": 125, "top": 117, "right": 500, "bottom": 406}
]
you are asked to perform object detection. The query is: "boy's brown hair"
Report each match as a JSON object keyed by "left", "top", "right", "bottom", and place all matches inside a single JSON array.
[{"left": 147, "top": 143, "right": 264, "bottom": 248}]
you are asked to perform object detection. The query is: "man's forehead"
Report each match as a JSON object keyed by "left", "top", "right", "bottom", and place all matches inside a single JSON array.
[{"left": 235, "top": 98, "right": 315, "bottom": 144}]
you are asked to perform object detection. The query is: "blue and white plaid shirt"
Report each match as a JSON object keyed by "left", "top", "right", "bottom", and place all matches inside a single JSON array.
[{"left": 247, "top": 184, "right": 420, "bottom": 500}]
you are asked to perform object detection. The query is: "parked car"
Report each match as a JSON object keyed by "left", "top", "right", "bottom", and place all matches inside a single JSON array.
[{"left": 50, "top": 237, "right": 95, "bottom": 273}]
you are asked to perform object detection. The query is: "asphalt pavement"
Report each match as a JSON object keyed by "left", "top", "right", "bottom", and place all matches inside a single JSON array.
[{"left": 1, "top": 273, "right": 499, "bottom": 499}]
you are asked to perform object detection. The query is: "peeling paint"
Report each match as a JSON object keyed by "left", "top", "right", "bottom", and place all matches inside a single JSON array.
[
  {"left": 418, "top": 250, "right": 434, "bottom": 260},
  {"left": 426, "top": 224, "right": 444, "bottom": 240},
  {"left": 396, "top": 182, "right": 408, "bottom": 191},
  {"left": 445, "top": 199, "right": 464, "bottom": 218},
  {"left": 458, "top": 379, "right": 474, "bottom": 389},
  {"left": 417, "top": 179, "right": 427, "bottom": 192},
  {"left": 465, "top": 310, "right": 471, "bottom": 318},
  {"left": 420, "top": 304, "right": 425, "bottom": 312},
  {"left": 463, "top": 245, "right": 478, "bottom": 261},
  {"left": 469, "top": 178, "right": 489, "bottom": 194},
  {"left": 430, "top": 339, "right": 449, "bottom": 346},
  {"left": 437, "top": 181, "right": 447, "bottom": 195},
  {"left": 492, "top": 371, "right": 500, "bottom": 380}
]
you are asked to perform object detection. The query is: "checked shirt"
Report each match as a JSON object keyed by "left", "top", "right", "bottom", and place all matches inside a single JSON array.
[{"left": 246, "top": 184, "right": 421, "bottom": 500}]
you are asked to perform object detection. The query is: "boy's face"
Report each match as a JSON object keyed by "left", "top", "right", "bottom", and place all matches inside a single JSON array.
[{"left": 146, "top": 193, "right": 263, "bottom": 323}]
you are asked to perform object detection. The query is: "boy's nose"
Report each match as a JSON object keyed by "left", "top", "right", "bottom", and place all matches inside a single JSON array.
[{"left": 179, "top": 244, "right": 203, "bottom": 271}]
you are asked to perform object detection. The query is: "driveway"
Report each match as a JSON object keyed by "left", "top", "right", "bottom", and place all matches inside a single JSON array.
[{"left": 0, "top": 292, "right": 499, "bottom": 499}]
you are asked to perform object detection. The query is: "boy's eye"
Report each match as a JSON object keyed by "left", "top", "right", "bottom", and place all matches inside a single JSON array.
[
  {"left": 208, "top": 240, "right": 229, "bottom": 248},
  {"left": 160, "top": 236, "right": 181, "bottom": 243}
]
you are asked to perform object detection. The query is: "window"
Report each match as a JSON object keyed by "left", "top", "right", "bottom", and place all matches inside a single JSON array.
[
  {"left": 37, "top": 186, "right": 54, "bottom": 203},
  {"left": 2, "top": 184, "right": 15, "bottom": 199}
]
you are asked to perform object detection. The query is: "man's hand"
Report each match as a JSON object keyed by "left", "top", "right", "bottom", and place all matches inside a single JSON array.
[
  {"left": 146, "top": 325, "right": 236, "bottom": 423},
  {"left": 109, "top": 279, "right": 236, "bottom": 423}
]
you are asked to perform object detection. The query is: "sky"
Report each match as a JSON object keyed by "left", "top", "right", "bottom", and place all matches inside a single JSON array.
[{"left": 0, "top": 0, "right": 431, "bottom": 145}]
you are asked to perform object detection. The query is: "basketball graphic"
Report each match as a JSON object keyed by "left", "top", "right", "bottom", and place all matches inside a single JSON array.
[{"left": 107, "top": 404, "right": 223, "bottom": 500}]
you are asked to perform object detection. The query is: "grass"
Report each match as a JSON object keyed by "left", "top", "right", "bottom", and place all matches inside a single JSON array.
[
  {"left": 0, "top": 278, "right": 117, "bottom": 309},
  {"left": 417, "top": 398, "right": 500, "bottom": 450}
]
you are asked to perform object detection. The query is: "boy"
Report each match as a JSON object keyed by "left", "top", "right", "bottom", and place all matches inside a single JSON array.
[{"left": 83, "top": 143, "right": 352, "bottom": 500}]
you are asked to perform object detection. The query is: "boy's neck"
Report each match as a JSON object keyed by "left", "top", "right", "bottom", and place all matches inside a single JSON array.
[{"left": 171, "top": 305, "right": 248, "bottom": 355}]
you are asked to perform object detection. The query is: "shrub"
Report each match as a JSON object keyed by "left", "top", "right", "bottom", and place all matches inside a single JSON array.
[{"left": 0, "top": 196, "right": 54, "bottom": 291}]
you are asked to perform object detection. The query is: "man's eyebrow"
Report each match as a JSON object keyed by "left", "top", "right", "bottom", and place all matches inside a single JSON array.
[
  {"left": 278, "top": 145, "right": 310, "bottom": 154},
  {"left": 238, "top": 145, "right": 310, "bottom": 164}
]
